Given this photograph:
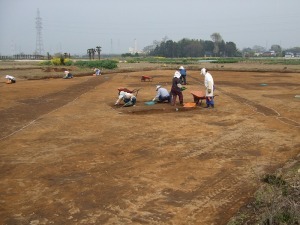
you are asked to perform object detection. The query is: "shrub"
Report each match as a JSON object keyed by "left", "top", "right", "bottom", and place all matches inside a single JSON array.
[
  {"left": 51, "top": 57, "right": 62, "bottom": 66},
  {"left": 64, "top": 58, "right": 72, "bottom": 66},
  {"left": 39, "top": 58, "right": 73, "bottom": 66},
  {"left": 74, "top": 60, "right": 118, "bottom": 69},
  {"left": 210, "top": 58, "right": 240, "bottom": 63},
  {"left": 227, "top": 168, "right": 300, "bottom": 225},
  {"left": 39, "top": 60, "right": 52, "bottom": 66}
]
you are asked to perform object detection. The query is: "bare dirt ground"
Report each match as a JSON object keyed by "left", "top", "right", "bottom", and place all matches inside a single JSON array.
[{"left": 0, "top": 63, "right": 299, "bottom": 225}]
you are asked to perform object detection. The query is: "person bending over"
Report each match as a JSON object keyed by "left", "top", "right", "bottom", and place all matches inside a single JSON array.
[
  {"left": 152, "top": 85, "right": 171, "bottom": 103},
  {"left": 115, "top": 91, "right": 137, "bottom": 107}
]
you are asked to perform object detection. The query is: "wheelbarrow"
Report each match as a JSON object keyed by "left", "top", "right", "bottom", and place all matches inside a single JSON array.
[
  {"left": 141, "top": 76, "right": 153, "bottom": 82},
  {"left": 118, "top": 87, "right": 141, "bottom": 97},
  {"left": 190, "top": 90, "right": 206, "bottom": 106}
]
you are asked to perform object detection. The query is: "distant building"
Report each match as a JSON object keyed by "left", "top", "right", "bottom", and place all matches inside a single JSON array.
[
  {"left": 262, "top": 51, "right": 276, "bottom": 57},
  {"left": 285, "top": 52, "right": 294, "bottom": 58},
  {"left": 254, "top": 52, "right": 262, "bottom": 57}
]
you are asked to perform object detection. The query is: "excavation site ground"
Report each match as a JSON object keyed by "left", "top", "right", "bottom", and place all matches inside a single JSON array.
[{"left": 0, "top": 66, "right": 299, "bottom": 224}]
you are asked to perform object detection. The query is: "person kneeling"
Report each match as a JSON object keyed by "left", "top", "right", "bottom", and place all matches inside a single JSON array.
[
  {"left": 5, "top": 75, "right": 16, "bottom": 84},
  {"left": 153, "top": 85, "right": 171, "bottom": 103},
  {"left": 93, "top": 68, "right": 101, "bottom": 76},
  {"left": 115, "top": 91, "right": 137, "bottom": 107},
  {"left": 63, "top": 70, "right": 73, "bottom": 79}
]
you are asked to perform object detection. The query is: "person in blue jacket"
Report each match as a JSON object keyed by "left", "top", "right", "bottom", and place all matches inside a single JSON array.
[{"left": 179, "top": 66, "right": 187, "bottom": 85}]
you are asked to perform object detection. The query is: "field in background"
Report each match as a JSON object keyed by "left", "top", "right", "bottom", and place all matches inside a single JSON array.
[{"left": 0, "top": 60, "right": 299, "bottom": 224}]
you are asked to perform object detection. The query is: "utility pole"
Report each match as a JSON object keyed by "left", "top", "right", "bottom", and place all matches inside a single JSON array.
[
  {"left": 35, "top": 8, "right": 44, "bottom": 55},
  {"left": 96, "top": 46, "right": 101, "bottom": 60}
]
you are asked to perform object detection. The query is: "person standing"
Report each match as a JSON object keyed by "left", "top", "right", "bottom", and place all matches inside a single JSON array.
[
  {"left": 170, "top": 71, "right": 183, "bottom": 106},
  {"left": 179, "top": 66, "right": 187, "bottom": 85},
  {"left": 200, "top": 68, "right": 215, "bottom": 108},
  {"left": 152, "top": 85, "right": 171, "bottom": 103}
]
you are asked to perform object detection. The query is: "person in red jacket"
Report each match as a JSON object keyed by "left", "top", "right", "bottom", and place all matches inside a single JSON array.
[{"left": 170, "top": 71, "right": 183, "bottom": 106}]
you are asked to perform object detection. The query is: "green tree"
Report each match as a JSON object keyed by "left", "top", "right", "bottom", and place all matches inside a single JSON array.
[
  {"left": 270, "top": 44, "right": 282, "bottom": 56},
  {"left": 252, "top": 45, "right": 266, "bottom": 53},
  {"left": 225, "top": 42, "right": 238, "bottom": 57},
  {"left": 203, "top": 40, "right": 214, "bottom": 56},
  {"left": 219, "top": 40, "right": 226, "bottom": 57}
]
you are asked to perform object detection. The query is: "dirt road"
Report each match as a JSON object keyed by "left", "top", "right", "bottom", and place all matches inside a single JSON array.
[{"left": 0, "top": 69, "right": 299, "bottom": 224}]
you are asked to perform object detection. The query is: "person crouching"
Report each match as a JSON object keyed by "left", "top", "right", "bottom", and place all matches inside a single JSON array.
[
  {"left": 63, "top": 71, "right": 73, "bottom": 79},
  {"left": 115, "top": 91, "right": 136, "bottom": 107},
  {"left": 5, "top": 75, "right": 16, "bottom": 84},
  {"left": 152, "top": 85, "right": 171, "bottom": 103}
]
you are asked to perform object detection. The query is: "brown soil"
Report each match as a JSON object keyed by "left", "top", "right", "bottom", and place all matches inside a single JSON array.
[{"left": 0, "top": 65, "right": 299, "bottom": 225}]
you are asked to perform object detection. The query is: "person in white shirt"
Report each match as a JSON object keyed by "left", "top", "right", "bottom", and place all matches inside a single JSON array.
[
  {"left": 153, "top": 85, "right": 171, "bottom": 103},
  {"left": 5, "top": 75, "right": 16, "bottom": 84},
  {"left": 200, "top": 68, "right": 215, "bottom": 108},
  {"left": 115, "top": 91, "right": 136, "bottom": 107},
  {"left": 93, "top": 68, "right": 101, "bottom": 76},
  {"left": 63, "top": 71, "right": 73, "bottom": 79}
]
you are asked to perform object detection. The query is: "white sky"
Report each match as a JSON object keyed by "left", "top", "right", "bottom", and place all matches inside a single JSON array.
[{"left": 0, "top": 0, "right": 299, "bottom": 55}]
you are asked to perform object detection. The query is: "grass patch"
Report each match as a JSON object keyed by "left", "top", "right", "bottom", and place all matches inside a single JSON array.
[
  {"left": 227, "top": 161, "right": 300, "bottom": 225},
  {"left": 74, "top": 60, "right": 118, "bottom": 69}
]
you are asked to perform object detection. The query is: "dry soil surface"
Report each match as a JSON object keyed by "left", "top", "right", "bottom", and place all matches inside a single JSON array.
[{"left": 0, "top": 68, "right": 299, "bottom": 225}]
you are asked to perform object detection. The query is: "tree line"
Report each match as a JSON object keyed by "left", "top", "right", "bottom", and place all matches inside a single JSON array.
[
  {"left": 144, "top": 33, "right": 240, "bottom": 58},
  {"left": 143, "top": 33, "right": 300, "bottom": 58}
]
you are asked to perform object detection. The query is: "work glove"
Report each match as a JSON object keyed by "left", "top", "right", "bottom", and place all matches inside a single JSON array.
[
  {"left": 152, "top": 98, "right": 156, "bottom": 101},
  {"left": 208, "top": 89, "right": 212, "bottom": 94}
]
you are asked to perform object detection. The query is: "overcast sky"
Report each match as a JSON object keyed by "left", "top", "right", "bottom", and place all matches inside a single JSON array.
[{"left": 0, "top": 0, "right": 299, "bottom": 55}]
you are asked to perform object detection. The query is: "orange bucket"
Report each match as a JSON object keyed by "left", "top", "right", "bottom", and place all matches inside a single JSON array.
[{"left": 183, "top": 102, "right": 196, "bottom": 108}]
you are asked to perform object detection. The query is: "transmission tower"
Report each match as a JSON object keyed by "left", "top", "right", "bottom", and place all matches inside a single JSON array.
[{"left": 35, "top": 8, "right": 44, "bottom": 55}]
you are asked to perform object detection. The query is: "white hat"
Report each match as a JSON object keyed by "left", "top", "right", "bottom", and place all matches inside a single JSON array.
[
  {"left": 5, "top": 75, "right": 10, "bottom": 79},
  {"left": 174, "top": 71, "right": 181, "bottom": 78},
  {"left": 200, "top": 68, "right": 207, "bottom": 76},
  {"left": 156, "top": 85, "right": 161, "bottom": 91},
  {"left": 179, "top": 66, "right": 184, "bottom": 70}
]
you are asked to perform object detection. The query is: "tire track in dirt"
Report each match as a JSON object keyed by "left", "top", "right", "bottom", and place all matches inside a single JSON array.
[
  {"left": 218, "top": 88, "right": 300, "bottom": 127},
  {"left": 100, "top": 126, "right": 259, "bottom": 224},
  {"left": 189, "top": 75, "right": 300, "bottom": 127},
  {"left": 126, "top": 168, "right": 255, "bottom": 224},
  {"left": 0, "top": 75, "right": 114, "bottom": 140}
]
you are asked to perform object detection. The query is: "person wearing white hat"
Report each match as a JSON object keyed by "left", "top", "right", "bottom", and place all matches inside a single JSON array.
[
  {"left": 115, "top": 91, "right": 136, "bottom": 107},
  {"left": 170, "top": 71, "right": 183, "bottom": 106},
  {"left": 152, "top": 85, "right": 171, "bottom": 103},
  {"left": 5, "top": 75, "right": 16, "bottom": 84},
  {"left": 93, "top": 67, "right": 101, "bottom": 76},
  {"left": 63, "top": 70, "right": 73, "bottom": 79},
  {"left": 179, "top": 66, "right": 187, "bottom": 85},
  {"left": 200, "top": 68, "right": 215, "bottom": 108}
]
